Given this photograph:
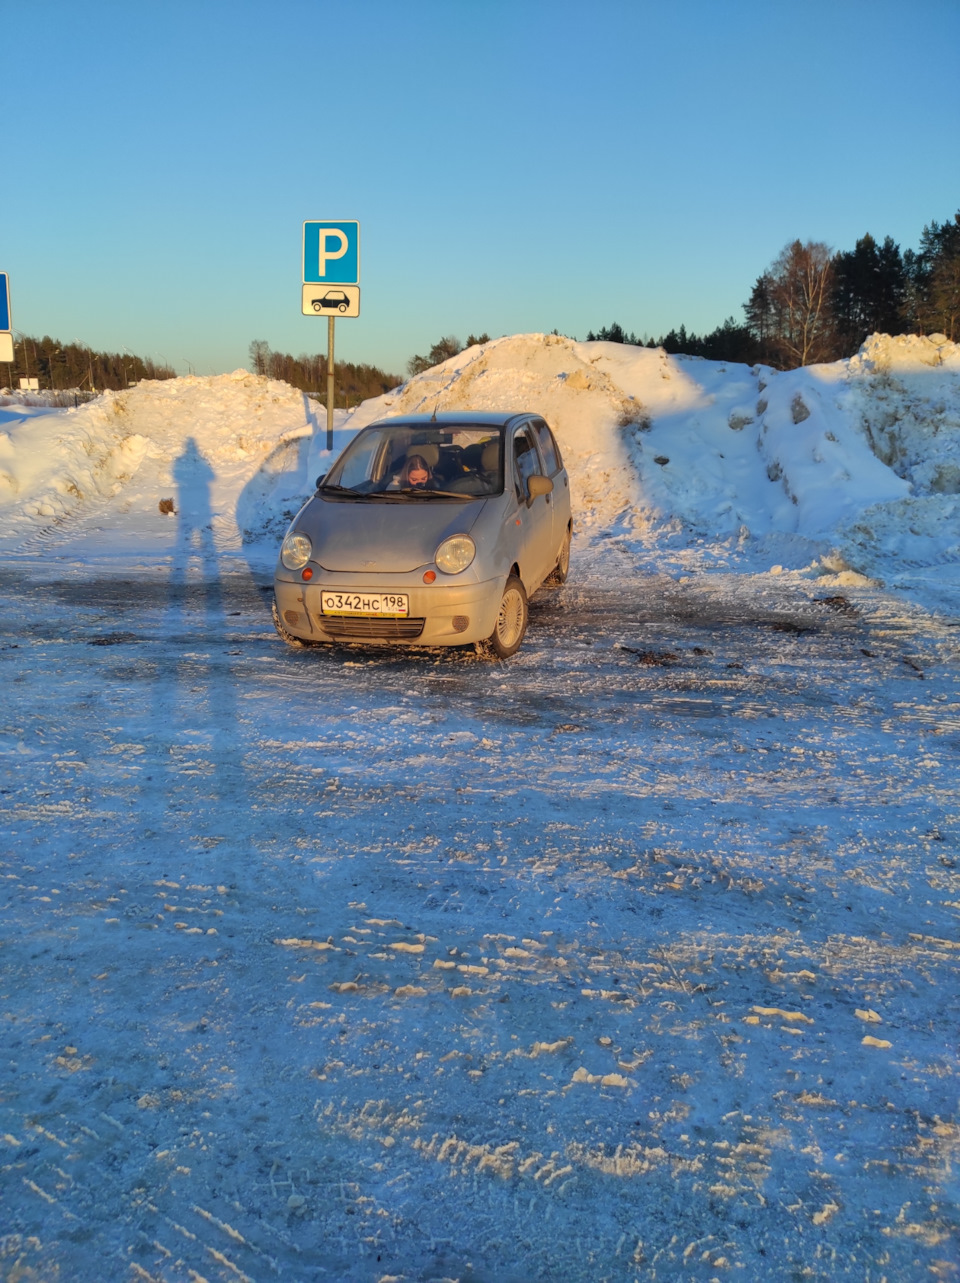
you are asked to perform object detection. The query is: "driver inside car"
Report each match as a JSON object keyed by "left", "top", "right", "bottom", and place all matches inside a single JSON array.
[{"left": 399, "top": 453, "right": 435, "bottom": 489}]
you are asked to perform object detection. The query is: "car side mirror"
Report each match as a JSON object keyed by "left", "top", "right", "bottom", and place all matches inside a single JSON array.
[
  {"left": 527, "top": 474, "right": 554, "bottom": 499},
  {"left": 315, "top": 474, "right": 326, "bottom": 490}
]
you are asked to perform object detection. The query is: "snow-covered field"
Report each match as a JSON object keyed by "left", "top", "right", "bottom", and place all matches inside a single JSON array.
[{"left": 1, "top": 335, "right": 958, "bottom": 1281}]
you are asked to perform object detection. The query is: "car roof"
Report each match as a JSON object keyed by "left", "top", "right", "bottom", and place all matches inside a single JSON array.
[{"left": 365, "top": 411, "right": 538, "bottom": 431}]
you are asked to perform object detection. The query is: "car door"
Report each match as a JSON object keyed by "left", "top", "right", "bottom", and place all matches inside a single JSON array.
[
  {"left": 511, "top": 422, "right": 555, "bottom": 591},
  {"left": 529, "top": 417, "right": 570, "bottom": 561}
]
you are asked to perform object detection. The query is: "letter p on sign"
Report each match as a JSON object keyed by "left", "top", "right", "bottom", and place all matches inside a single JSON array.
[
  {"left": 303, "top": 221, "right": 360, "bottom": 285},
  {"left": 318, "top": 229, "right": 348, "bottom": 274}
]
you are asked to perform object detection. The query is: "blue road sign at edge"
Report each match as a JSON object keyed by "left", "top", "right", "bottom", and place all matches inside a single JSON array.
[
  {"left": 0, "top": 274, "right": 10, "bottom": 332},
  {"left": 303, "top": 221, "right": 360, "bottom": 285}
]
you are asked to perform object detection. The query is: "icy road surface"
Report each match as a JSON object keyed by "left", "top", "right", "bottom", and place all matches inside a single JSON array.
[{"left": 2, "top": 543, "right": 959, "bottom": 1282}]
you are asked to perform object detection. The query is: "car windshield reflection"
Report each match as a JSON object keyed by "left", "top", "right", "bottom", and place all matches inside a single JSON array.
[{"left": 322, "top": 425, "right": 503, "bottom": 500}]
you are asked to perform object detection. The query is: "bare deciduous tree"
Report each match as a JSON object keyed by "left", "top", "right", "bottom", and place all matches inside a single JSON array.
[
  {"left": 767, "top": 240, "right": 835, "bottom": 367},
  {"left": 249, "top": 339, "right": 270, "bottom": 376}
]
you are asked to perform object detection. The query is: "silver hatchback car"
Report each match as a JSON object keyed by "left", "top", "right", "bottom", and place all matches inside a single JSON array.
[{"left": 272, "top": 411, "right": 572, "bottom": 657}]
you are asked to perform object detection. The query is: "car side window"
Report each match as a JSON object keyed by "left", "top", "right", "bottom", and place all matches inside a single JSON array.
[
  {"left": 513, "top": 427, "right": 541, "bottom": 499},
  {"left": 531, "top": 419, "right": 561, "bottom": 475},
  {"left": 329, "top": 431, "right": 383, "bottom": 490}
]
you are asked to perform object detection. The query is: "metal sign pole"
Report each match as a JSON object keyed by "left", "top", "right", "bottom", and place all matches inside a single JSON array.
[{"left": 327, "top": 315, "right": 335, "bottom": 451}]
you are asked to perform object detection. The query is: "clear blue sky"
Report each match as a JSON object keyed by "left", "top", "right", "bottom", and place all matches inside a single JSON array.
[{"left": 4, "top": 0, "right": 959, "bottom": 378}]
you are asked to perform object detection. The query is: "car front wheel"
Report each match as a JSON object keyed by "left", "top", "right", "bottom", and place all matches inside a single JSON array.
[{"left": 486, "top": 574, "right": 528, "bottom": 659}]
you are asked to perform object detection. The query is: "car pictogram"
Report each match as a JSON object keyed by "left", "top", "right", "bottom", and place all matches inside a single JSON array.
[{"left": 312, "top": 290, "right": 351, "bottom": 313}]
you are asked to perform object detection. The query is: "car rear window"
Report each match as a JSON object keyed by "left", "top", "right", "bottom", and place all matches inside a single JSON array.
[{"left": 532, "top": 419, "right": 562, "bottom": 474}]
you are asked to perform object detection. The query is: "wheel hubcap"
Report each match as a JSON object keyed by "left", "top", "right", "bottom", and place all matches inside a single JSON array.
[{"left": 497, "top": 589, "right": 524, "bottom": 647}]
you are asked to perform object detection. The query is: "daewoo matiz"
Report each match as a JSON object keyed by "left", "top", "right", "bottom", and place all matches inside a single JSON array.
[{"left": 272, "top": 411, "right": 572, "bottom": 658}]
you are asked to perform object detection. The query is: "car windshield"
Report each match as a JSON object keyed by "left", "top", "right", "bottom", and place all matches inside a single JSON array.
[{"left": 322, "top": 425, "right": 503, "bottom": 499}]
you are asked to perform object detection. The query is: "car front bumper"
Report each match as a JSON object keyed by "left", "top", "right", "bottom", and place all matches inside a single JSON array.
[{"left": 274, "top": 567, "right": 506, "bottom": 647}]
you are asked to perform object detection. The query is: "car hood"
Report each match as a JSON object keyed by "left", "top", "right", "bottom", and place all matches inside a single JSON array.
[{"left": 300, "top": 495, "right": 488, "bottom": 573}]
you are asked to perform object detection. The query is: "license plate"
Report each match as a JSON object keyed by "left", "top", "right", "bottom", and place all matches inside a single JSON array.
[{"left": 320, "top": 591, "right": 409, "bottom": 617}]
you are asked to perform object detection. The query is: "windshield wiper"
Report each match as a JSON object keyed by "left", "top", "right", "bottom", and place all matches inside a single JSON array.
[
  {"left": 387, "top": 487, "right": 470, "bottom": 499},
  {"left": 320, "top": 483, "right": 364, "bottom": 495}
]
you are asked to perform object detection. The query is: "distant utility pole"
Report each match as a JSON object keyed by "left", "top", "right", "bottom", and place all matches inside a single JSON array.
[
  {"left": 73, "top": 341, "right": 94, "bottom": 390},
  {"left": 15, "top": 333, "right": 36, "bottom": 388}
]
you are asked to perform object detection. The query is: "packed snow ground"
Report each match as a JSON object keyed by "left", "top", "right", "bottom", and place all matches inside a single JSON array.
[{"left": 1, "top": 335, "right": 959, "bottom": 1281}]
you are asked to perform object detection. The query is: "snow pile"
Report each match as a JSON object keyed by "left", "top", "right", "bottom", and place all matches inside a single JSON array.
[
  {"left": 1, "top": 333, "right": 959, "bottom": 603},
  {"left": 0, "top": 370, "right": 323, "bottom": 558},
  {"left": 345, "top": 333, "right": 650, "bottom": 535},
  {"left": 835, "top": 333, "right": 960, "bottom": 578},
  {"left": 348, "top": 330, "right": 960, "bottom": 592},
  {"left": 583, "top": 335, "right": 958, "bottom": 562}
]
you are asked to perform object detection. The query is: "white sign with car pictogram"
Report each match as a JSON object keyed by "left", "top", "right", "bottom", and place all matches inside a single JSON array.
[{"left": 301, "top": 283, "right": 360, "bottom": 317}]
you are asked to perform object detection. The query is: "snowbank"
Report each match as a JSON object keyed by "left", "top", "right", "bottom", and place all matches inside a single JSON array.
[
  {"left": 0, "top": 370, "right": 324, "bottom": 559},
  {"left": 344, "top": 333, "right": 652, "bottom": 535},
  {"left": 347, "top": 331, "right": 960, "bottom": 593},
  {"left": 1, "top": 334, "right": 959, "bottom": 603}
]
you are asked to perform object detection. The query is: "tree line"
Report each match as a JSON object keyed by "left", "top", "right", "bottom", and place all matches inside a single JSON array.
[
  {"left": 248, "top": 340, "right": 402, "bottom": 406},
  {"left": 587, "top": 208, "right": 960, "bottom": 368},
  {"left": 2, "top": 335, "right": 175, "bottom": 391},
  {"left": 9, "top": 210, "right": 956, "bottom": 396}
]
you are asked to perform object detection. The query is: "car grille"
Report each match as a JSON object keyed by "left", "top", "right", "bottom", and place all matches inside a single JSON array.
[{"left": 319, "top": 616, "right": 426, "bottom": 640}]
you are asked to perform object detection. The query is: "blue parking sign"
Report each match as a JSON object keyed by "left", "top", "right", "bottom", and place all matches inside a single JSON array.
[
  {"left": 303, "top": 221, "right": 360, "bottom": 285},
  {"left": 0, "top": 274, "right": 10, "bottom": 332}
]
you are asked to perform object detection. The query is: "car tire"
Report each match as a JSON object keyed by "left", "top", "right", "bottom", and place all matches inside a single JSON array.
[
  {"left": 312, "top": 302, "right": 322, "bottom": 312},
  {"left": 339, "top": 303, "right": 347, "bottom": 313},
  {"left": 485, "top": 575, "right": 528, "bottom": 659},
  {"left": 272, "top": 598, "right": 321, "bottom": 648},
  {"left": 545, "top": 527, "right": 571, "bottom": 586}
]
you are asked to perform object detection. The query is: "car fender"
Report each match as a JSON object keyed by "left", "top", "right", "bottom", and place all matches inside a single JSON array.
[{"left": 461, "top": 491, "right": 522, "bottom": 582}]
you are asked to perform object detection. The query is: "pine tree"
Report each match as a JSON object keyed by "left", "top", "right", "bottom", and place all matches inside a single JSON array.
[
  {"left": 744, "top": 274, "right": 778, "bottom": 363},
  {"left": 908, "top": 211, "right": 960, "bottom": 338},
  {"left": 928, "top": 253, "right": 960, "bottom": 340},
  {"left": 831, "top": 234, "right": 906, "bottom": 355},
  {"left": 407, "top": 335, "right": 464, "bottom": 376},
  {"left": 875, "top": 236, "right": 907, "bottom": 335}
]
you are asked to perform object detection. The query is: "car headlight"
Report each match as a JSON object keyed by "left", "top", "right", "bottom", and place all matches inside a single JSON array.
[
  {"left": 435, "top": 534, "right": 476, "bottom": 575},
  {"left": 280, "top": 531, "right": 312, "bottom": 570}
]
